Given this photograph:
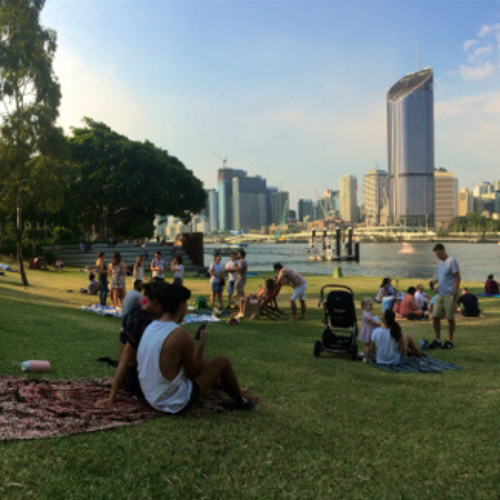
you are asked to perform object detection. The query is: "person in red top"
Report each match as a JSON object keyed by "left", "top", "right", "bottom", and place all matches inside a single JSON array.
[
  {"left": 400, "top": 287, "right": 426, "bottom": 320},
  {"left": 484, "top": 274, "right": 499, "bottom": 295}
]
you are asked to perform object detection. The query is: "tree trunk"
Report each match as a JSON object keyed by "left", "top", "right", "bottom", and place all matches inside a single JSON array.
[{"left": 17, "top": 189, "right": 29, "bottom": 286}]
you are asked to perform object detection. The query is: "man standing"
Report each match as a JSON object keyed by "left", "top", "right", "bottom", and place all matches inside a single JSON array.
[
  {"left": 430, "top": 243, "right": 460, "bottom": 349},
  {"left": 234, "top": 250, "right": 248, "bottom": 300},
  {"left": 137, "top": 284, "right": 258, "bottom": 414},
  {"left": 225, "top": 252, "right": 237, "bottom": 307},
  {"left": 273, "top": 263, "right": 308, "bottom": 321},
  {"left": 151, "top": 251, "right": 165, "bottom": 281}
]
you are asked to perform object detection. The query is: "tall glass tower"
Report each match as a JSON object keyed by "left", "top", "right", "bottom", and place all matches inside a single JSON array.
[{"left": 387, "top": 68, "right": 434, "bottom": 227}]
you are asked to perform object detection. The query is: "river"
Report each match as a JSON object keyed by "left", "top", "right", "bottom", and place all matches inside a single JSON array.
[{"left": 204, "top": 242, "right": 500, "bottom": 282}]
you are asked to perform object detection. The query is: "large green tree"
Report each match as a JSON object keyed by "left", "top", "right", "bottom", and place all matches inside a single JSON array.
[
  {"left": 0, "top": 0, "right": 63, "bottom": 285},
  {"left": 68, "top": 118, "right": 206, "bottom": 240}
]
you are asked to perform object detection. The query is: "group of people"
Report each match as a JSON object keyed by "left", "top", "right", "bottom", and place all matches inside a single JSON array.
[
  {"left": 93, "top": 249, "right": 184, "bottom": 309},
  {"left": 208, "top": 250, "right": 309, "bottom": 321},
  {"left": 363, "top": 243, "right": 470, "bottom": 360}
]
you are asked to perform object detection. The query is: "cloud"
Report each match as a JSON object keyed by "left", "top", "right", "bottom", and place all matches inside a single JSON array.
[
  {"left": 478, "top": 24, "right": 492, "bottom": 37},
  {"left": 468, "top": 44, "right": 493, "bottom": 63},
  {"left": 436, "top": 91, "right": 500, "bottom": 121},
  {"left": 463, "top": 39, "right": 477, "bottom": 52},
  {"left": 460, "top": 61, "right": 495, "bottom": 81}
]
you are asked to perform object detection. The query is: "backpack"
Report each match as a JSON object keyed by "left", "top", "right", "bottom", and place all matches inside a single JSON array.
[{"left": 195, "top": 297, "right": 208, "bottom": 310}]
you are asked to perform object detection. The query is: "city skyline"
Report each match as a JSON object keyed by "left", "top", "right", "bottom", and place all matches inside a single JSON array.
[{"left": 41, "top": 1, "right": 500, "bottom": 208}]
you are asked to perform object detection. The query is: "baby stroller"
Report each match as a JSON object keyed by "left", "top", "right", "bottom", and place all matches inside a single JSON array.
[{"left": 313, "top": 284, "right": 359, "bottom": 361}]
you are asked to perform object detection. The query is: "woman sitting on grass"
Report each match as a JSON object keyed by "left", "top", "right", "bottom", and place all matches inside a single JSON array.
[
  {"left": 234, "top": 278, "right": 277, "bottom": 320},
  {"left": 399, "top": 286, "right": 428, "bottom": 320},
  {"left": 367, "top": 310, "right": 421, "bottom": 365}
]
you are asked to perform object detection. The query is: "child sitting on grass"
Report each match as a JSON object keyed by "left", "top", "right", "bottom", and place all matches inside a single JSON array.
[
  {"left": 80, "top": 273, "right": 100, "bottom": 295},
  {"left": 358, "top": 298, "right": 380, "bottom": 362}
]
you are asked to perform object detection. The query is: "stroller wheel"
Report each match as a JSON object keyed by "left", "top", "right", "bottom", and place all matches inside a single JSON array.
[
  {"left": 313, "top": 340, "right": 323, "bottom": 358},
  {"left": 350, "top": 342, "right": 359, "bottom": 361}
]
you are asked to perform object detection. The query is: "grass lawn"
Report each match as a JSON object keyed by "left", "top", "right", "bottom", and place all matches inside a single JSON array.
[{"left": 1, "top": 267, "right": 500, "bottom": 499}]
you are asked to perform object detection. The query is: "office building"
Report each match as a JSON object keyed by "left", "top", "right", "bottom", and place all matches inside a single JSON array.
[
  {"left": 207, "top": 189, "right": 219, "bottom": 232},
  {"left": 266, "top": 187, "right": 278, "bottom": 225},
  {"left": 217, "top": 168, "right": 247, "bottom": 231},
  {"left": 387, "top": 67, "right": 435, "bottom": 226},
  {"left": 339, "top": 175, "right": 358, "bottom": 223},
  {"left": 232, "top": 176, "right": 267, "bottom": 231},
  {"left": 457, "top": 188, "right": 474, "bottom": 217},
  {"left": 298, "top": 199, "right": 314, "bottom": 222},
  {"left": 363, "top": 169, "right": 388, "bottom": 226},
  {"left": 272, "top": 191, "right": 289, "bottom": 225},
  {"left": 434, "top": 169, "right": 457, "bottom": 226}
]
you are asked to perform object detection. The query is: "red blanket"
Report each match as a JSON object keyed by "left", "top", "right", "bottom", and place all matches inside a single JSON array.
[{"left": 0, "top": 375, "right": 226, "bottom": 441}]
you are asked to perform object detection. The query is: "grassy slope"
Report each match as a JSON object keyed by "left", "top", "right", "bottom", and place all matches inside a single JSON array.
[{"left": 1, "top": 268, "right": 499, "bottom": 500}]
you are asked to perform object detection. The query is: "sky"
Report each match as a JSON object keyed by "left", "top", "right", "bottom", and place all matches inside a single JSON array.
[{"left": 41, "top": 0, "right": 500, "bottom": 209}]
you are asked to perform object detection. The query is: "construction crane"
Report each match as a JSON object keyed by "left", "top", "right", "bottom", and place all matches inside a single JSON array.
[
  {"left": 274, "top": 199, "right": 289, "bottom": 241},
  {"left": 212, "top": 151, "right": 228, "bottom": 169}
]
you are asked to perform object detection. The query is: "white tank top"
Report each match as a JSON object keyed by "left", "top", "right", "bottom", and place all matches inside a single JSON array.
[{"left": 137, "top": 320, "right": 193, "bottom": 413}]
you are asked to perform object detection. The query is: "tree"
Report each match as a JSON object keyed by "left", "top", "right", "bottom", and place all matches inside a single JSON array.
[
  {"left": 68, "top": 118, "right": 206, "bottom": 240},
  {"left": 0, "top": 0, "right": 63, "bottom": 285}
]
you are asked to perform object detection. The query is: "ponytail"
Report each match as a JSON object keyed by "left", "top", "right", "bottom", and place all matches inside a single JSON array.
[{"left": 384, "top": 309, "right": 402, "bottom": 343}]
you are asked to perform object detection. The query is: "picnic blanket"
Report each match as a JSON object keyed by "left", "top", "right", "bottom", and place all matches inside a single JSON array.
[
  {"left": 80, "top": 304, "right": 123, "bottom": 318},
  {"left": 370, "top": 356, "right": 461, "bottom": 373},
  {"left": 0, "top": 376, "right": 227, "bottom": 441},
  {"left": 479, "top": 293, "right": 500, "bottom": 298},
  {"left": 80, "top": 305, "right": 221, "bottom": 324}
]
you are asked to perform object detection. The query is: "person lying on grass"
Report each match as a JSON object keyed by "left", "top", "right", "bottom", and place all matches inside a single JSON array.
[
  {"left": 233, "top": 278, "right": 277, "bottom": 320},
  {"left": 96, "top": 282, "right": 166, "bottom": 407},
  {"left": 367, "top": 309, "right": 421, "bottom": 365},
  {"left": 137, "top": 283, "right": 259, "bottom": 413}
]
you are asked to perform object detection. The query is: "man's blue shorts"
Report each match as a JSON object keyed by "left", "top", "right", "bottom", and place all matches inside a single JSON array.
[
  {"left": 210, "top": 281, "right": 223, "bottom": 294},
  {"left": 227, "top": 280, "right": 235, "bottom": 295}
]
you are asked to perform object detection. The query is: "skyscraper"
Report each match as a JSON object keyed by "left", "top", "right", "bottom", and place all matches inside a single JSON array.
[
  {"left": 272, "top": 191, "right": 289, "bottom": 225},
  {"left": 363, "top": 169, "right": 388, "bottom": 226},
  {"left": 207, "top": 189, "right": 219, "bottom": 232},
  {"left": 434, "top": 168, "right": 457, "bottom": 226},
  {"left": 217, "top": 168, "right": 247, "bottom": 231},
  {"left": 387, "top": 67, "right": 435, "bottom": 226},
  {"left": 298, "top": 199, "right": 314, "bottom": 222},
  {"left": 457, "top": 188, "right": 473, "bottom": 217},
  {"left": 339, "top": 175, "right": 358, "bottom": 223},
  {"left": 232, "top": 176, "right": 267, "bottom": 231}
]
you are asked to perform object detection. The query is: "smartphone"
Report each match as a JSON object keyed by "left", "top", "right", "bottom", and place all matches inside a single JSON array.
[{"left": 195, "top": 322, "right": 207, "bottom": 340}]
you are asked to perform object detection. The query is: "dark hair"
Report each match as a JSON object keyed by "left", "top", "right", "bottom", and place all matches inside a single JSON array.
[
  {"left": 89, "top": 273, "right": 95, "bottom": 281},
  {"left": 134, "top": 280, "right": 143, "bottom": 290},
  {"left": 384, "top": 310, "right": 402, "bottom": 343},
  {"left": 175, "top": 255, "right": 183, "bottom": 265},
  {"left": 433, "top": 243, "right": 445, "bottom": 252},
  {"left": 239, "top": 250, "right": 246, "bottom": 258},
  {"left": 265, "top": 278, "right": 275, "bottom": 291},
  {"left": 462, "top": 287, "right": 468, "bottom": 292},
  {"left": 143, "top": 280, "right": 168, "bottom": 302},
  {"left": 97, "top": 251, "right": 105, "bottom": 258},
  {"left": 380, "top": 277, "right": 390, "bottom": 288},
  {"left": 112, "top": 252, "right": 121, "bottom": 265},
  {"left": 155, "top": 251, "right": 162, "bottom": 257},
  {"left": 488, "top": 274, "right": 494, "bottom": 280},
  {"left": 273, "top": 263, "right": 283, "bottom": 271},
  {"left": 156, "top": 284, "right": 191, "bottom": 315},
  {"left": 407, "top": 286, "right": 416, "bottom": 295}
]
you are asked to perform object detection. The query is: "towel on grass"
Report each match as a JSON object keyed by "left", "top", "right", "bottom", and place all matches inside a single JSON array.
[
  {"left": 80, "top": 305, "right": 221, "bottom": 324},
  {"left": 80, "top": 304, "right": 122, "bottom": 318},
  {"left": 479, "top": 293, "right": 500, "bottom": 298},
  {"left": 370, "top": 356, "right": 461, "bottom": 373},
  {"left": 0, "top": 376, "right": 228, "bottom": 441}
]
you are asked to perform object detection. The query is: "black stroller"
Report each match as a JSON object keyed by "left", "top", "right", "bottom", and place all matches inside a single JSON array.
[{"left": 313, "top": 284, "right": 359, "bottom": 361}]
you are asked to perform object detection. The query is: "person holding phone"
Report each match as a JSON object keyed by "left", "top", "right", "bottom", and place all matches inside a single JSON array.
[{"left": 137, "top": 284, "right": 259, "bottom": 414}]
